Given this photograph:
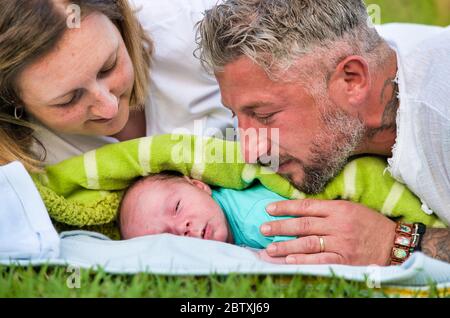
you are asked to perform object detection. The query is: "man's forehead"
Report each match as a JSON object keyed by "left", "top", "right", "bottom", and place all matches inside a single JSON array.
[
  {"left": 220, "top": 82, "right": 296, "bottom": 113},
  {"left": 217, "top": 57, "right": 270, "bottom": 84},
  {"left": 217, "top": 58, "right": 281, "bottom": 108}
]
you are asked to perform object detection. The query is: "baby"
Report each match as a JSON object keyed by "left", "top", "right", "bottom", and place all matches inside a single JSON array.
[{"left": 119, "top": 172, "right": 295, "bottom": 248}]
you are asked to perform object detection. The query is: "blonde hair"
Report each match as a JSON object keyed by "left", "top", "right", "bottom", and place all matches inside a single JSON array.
[{"left": 0, "top": 0, "right": 153, "bottom": 172}]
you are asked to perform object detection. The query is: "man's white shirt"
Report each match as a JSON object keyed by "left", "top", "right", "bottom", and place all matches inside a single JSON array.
[{"left": 377, "top": 24, "right": 450, "bottom": 224}]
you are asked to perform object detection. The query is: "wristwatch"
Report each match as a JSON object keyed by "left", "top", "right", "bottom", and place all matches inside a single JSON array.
[{"left": 390, "top": 222, "right": 426, "bottom": 266}]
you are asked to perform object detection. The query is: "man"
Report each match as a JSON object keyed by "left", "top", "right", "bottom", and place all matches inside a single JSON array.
[{"left": 197, "top": 0, "right": 450, "bottom": 265}]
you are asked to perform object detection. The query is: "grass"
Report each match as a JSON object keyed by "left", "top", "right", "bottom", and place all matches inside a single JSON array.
[
  {"left": 365, "top": 0, "right": 450, "bottom": 26},
  {"left": 1, "top": 265, "right": 448, "bottom": 298},
  {"left": 3, "top": 1, "right": 449, "bottom": 298}
]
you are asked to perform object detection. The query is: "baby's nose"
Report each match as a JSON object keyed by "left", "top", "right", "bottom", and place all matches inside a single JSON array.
[
  {"left": 182, "top": 223, "right": 203, "bottom": 238},
  {"left": 181, "top": 221, "right": 191, "bottom": 236}
]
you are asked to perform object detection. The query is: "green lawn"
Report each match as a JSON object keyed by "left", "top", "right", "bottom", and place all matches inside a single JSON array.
[
  {"left": 3, "top": 1, "right": 449, "bottom": 298},
  {"left": 1, "top": 265, "right": 447, "bottom": 298},
  {"left": 366, "top": 0, "right": 450, "bottom": 26}
]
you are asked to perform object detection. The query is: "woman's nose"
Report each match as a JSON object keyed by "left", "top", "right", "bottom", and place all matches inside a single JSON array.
[{"left": 90, "top": 86, "right": 119, "bottom": 119}]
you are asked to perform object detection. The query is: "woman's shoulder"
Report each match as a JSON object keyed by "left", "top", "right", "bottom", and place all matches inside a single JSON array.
[{"left": 32, "top": 123, "right": 118, "bottom": 166}]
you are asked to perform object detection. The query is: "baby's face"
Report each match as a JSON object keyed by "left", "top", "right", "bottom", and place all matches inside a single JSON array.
[{"left": 121, "top": 177, "right": 232, "bottom": 243}]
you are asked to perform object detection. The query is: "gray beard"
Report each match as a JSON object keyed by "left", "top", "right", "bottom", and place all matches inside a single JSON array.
[{"left": 283, "top": 108, "right": 366, "bottom": 194}]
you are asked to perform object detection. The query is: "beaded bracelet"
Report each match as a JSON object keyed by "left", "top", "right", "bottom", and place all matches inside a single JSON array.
[{"left": 390, "top": 222, "right": 426, "bottom": 266}]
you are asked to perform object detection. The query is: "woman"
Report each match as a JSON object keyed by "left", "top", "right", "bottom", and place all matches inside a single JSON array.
[{"left": 0, "top": 0, "right": 233, "bottom": 171}]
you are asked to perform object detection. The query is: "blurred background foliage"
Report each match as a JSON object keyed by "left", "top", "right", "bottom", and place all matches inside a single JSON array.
[{"left": 365, "top": 0, "right": 450, "bottom": 26}]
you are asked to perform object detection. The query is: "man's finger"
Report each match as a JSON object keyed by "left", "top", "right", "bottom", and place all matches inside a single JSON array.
[
  {"left": 261, "top": 217, "right": 330, "bottom": 237},
  {"left": 265, "top": 199, "right": 331, "bottom": 217},
  {"left": 265, "top": 235, "right": 335, "bottom": 257},
  {"left": 257, "top": 250, "right": 287, "bottom": 264},
  {"left": 285, "top": 252, "right": 343, "bottom": 265}
]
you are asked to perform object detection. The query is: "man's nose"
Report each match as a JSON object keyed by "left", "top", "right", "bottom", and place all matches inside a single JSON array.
[
  {"left": 238, "top": 120, "right": 270, "bottom": 163},
  {"left": 90, "top": 85, "right": 119, "bottom": 119}
]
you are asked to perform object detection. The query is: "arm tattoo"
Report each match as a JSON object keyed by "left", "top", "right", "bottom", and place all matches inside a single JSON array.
[{"left": 421, "top": 228, "right": 450, "bottom": 263}]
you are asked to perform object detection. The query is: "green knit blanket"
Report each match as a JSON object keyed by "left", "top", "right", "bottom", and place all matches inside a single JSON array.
[{"left": 31, "top": 134, "right": 445, "bottom": 238}]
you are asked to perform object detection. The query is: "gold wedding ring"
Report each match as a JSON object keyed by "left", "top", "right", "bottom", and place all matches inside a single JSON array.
[{"left": 319, "top": 237, "right": 325, "bottom": 253}]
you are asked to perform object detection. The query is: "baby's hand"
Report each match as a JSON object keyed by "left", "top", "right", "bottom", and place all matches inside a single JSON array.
[{"left": 257, "top": 249, "right": 287, "bottom": 264}]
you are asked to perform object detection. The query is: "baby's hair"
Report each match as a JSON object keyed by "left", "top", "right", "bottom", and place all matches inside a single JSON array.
[
  {"left": 140, "top": 171, "right": 185, "bottom": 183},
  {"left": 118, "top": 171, "right": 186, "bottom": 238}
]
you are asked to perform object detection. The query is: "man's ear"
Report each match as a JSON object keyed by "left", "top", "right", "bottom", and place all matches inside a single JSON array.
[
  {"left": 328, "top": 55, "right": 371, "bottom": 110},
  {"left": 184, "top": 176, "right": 212, "bottom": 195}
]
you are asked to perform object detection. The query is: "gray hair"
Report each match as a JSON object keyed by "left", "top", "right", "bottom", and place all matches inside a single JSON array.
[{"left": 196, "top": 0, "right": 386, "bottom": 82}]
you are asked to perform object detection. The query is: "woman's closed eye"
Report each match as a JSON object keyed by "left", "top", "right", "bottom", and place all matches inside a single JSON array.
[
  {"left": 57, "top": 89, "right": 83, "bottom": 107},
  {"left": 54, "top": 58, "right": 117, "bottom": 108},
  {"left": 98, "top": 58, "right": 118, "bottom": 78}
]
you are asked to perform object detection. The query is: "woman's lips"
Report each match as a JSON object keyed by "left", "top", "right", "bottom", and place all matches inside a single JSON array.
[{"left": 91, "top": 118, "right": 113, "bottom": 124}]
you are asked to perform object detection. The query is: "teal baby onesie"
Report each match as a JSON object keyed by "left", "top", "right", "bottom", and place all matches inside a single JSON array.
[{"left": 211, "top": 183, "right": 295, "bottom": 248}]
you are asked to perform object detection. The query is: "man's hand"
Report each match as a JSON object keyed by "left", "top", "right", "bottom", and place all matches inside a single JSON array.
[
  {"left": 261, "top": 199, "right": 397, "bottom": 266},
  {"left": 257, "top": 249, "right": 287, "bottom": 264}
]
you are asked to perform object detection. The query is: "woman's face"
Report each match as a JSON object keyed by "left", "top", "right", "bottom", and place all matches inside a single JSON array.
[{"left": 16, "top": 12, "right": 135, "bottom": 136}]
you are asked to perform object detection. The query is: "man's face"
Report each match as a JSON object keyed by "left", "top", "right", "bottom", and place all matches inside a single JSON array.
[{"left": 216, "top": 56, "right": 365, "bottom": 194}]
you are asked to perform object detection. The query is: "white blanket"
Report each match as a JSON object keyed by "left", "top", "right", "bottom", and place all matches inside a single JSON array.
[{"left": 1, "top": 161, "right": 449, "bottom": 289}]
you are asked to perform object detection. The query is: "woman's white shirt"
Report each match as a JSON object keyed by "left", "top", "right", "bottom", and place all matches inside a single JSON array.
[{"left": 131, "top": 0, "right": 234, "bottom": 137}]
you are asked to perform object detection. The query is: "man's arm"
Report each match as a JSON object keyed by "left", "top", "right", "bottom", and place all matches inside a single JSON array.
[{"left": 421, "top": 228, "right": 450, "bottom": 263}]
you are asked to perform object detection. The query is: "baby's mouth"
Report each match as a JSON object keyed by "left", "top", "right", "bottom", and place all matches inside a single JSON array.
[
  {"left": 201, "top": 223, "right": 211, "bottom": 239},
  {"left": 201, "top": 225, "right": 206, "bottom": 239}
]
